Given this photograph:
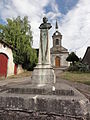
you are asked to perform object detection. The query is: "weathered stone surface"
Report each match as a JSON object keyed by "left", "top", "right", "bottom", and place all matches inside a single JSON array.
[
  {"left": 0, "top": 82, "right": 89, "bottom": 119},
  {"left": 31, "top": 66, "right": 55, "bottom": 84},
  {"left": 0, "top": 110, "right": 85, "bottom": 120},
  {"left": 7, "top": 83, "right": 74, "bottom": 96}
]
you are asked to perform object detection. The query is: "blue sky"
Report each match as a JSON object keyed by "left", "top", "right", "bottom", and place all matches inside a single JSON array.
[
  {"left": 0, "top": 0, "right": 90, "bottom": 58},
  {"left": 45, "top": 0, "right": 79, "bottom": 15}
]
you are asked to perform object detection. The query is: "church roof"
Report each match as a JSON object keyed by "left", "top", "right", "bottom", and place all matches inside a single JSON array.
[
  {"left": 52, "top": 20, "right": 62, "bottom": 37},
  {"left": 82, "top": 47, "right": 90, "bottom": 66},
  {"left": 55, "top": 20, "right": 58, "bottom": 29},
  {"left": 52, "top": 31, "right": 62, "bottom": 37},
  {"left": 50, "top": 46, "right": 68, "bottom": 54}
]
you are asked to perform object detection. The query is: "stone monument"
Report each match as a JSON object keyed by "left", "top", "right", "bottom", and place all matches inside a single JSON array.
[
  {"left": 31, "top": 17, "right": 55, "bottom": 85},
  {"left": 0, "top": 17, "right": 89, "bottom": 120}
]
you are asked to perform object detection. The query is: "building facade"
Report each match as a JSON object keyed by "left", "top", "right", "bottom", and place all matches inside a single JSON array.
[
  {"left": 50, "top": 21, "right": 69, "bottom": 68},
  {"left": 0, "top": 40, "right": 24, "bottom": 77}
]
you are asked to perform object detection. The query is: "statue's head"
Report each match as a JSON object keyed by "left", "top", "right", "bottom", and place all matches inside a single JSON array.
[
  {"left": 39, "top": 17, "right": 52, "bottom": 29},
  {"left": 43, "top": 17, "right": 48, "bottom": 23}
]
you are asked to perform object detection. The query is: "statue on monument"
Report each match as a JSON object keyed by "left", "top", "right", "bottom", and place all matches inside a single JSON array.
[
  {"left": 39, "top": 17, "right": 52, "bottom": 64},
  {"left": 31, "top": 17, "right": 55, "bottom": 84},
  {"left": 39, "top": 17, "right": 52, "bottom": 29}
]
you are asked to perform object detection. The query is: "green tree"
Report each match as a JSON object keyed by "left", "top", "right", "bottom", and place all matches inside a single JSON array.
[
  {"left": 66, "top": 52, "right": 79, "bottom": 65},
  {"left": 0, "top": 16, "right": 37, "bottom": 70}
]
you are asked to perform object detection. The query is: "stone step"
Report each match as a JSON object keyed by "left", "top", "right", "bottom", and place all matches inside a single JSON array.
[
  {"left": 0, "top": 82, "right": 89, "bottom": 119},
  {"left": 0, "top": 93, "right": 88, "bottom": 119},
  {"left": 7, "top": 87, "right": 74, "bottom": 96}
]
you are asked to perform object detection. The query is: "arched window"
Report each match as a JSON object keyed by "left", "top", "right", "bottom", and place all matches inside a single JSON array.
[{"left": 56, "top": 39, "right": 59, "bottom": 45}]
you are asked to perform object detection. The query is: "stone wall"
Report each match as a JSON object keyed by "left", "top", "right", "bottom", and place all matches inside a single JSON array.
[{"left": 0, "top": 110, "right": 84, "bottom": 120}]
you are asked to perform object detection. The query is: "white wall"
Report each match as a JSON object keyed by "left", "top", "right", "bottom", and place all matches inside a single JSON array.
[
  {"left": 0, "top": 43, "right": 14, "bottom": 76},
  {"left": 60, "top": 53, "right": 69, "bottom": 67},
  {"left": 51, "top": 53, "right": 69, "bottom": 67},
  {"left": 17, "top": 65, "right": 24, "bottom": 74}
]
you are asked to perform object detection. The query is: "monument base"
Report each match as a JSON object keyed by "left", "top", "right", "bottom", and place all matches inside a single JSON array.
[
  {"left": 0, "top": 81, "right": 89, "bottom": 120},
  {"left": 31, "top": 64, "right": 56, "bottom": 85}
]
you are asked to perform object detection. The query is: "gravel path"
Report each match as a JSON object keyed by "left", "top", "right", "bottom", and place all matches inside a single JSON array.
[{"left": 57, "top": 77, "right": 90, "bottom": 100}]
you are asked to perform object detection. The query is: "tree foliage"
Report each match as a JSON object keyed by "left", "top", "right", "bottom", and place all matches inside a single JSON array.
[
  {"left": 0, "top": 16, "right": 37, "bottom": 70},
  {"left": 66, "top": 52, "right": 79, "bottom": 65}
]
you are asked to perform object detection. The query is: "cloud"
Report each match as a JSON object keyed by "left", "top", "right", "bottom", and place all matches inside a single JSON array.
[
  {"left": 46, "top": 0, "right": 61, "bottom": 20},
  {"left": 0, "top": 0, "right": 90, "bottom": 58},
  {"left": 0, "top": 0, "right": 53, "bottom": 48},
  {"left": 60, "top": 0, "right": 90, "bottom": 58}
]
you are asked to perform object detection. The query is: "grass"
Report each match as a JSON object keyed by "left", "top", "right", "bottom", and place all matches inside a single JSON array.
[
  {"left": 7, "top": 71, "right": 32, "bottom": 79},
  {"left": 0, "top": 71, "right": 32, "bottom": 80},
  {"left": 59, "top": 71, "right": 90, "bottom": 85}
]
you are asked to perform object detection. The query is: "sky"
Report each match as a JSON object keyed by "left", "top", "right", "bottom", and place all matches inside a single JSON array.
[{"left": 0, "top": 0, "right": 90, "bottom": 58}]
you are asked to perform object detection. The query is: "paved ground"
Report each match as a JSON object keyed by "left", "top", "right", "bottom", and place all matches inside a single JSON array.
[
  {"left": 57, "top": 77, "right": 90, "bottom": 100},
  {"left": 0, "top": 72, "right": 90, "bottom": 100}
]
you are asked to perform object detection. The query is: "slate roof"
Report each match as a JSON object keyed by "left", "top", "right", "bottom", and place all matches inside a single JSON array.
[{"left": 82, "top": 47, "right": 90, "bottom": 66}]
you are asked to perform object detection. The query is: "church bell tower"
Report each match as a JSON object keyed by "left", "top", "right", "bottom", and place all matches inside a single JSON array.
[
  {"left": 52, "top": 20, "right": 62, "bottom": 48},
  {"left": 50, "top": 20, "right": 69, "bottom": 68}
]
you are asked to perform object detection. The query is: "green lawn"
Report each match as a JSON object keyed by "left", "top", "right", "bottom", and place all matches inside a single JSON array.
[{"left": 59, "top": 72, "right": 90, "bottom": 85}]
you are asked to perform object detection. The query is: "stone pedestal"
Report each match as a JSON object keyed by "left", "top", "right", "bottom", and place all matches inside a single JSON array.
[{"left": 31, "top": 64, "right": 55, "bottom": 85}]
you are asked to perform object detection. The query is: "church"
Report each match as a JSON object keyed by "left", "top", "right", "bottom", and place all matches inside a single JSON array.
[{"left": 50, "top": 21, "right": 69, "bottom": 69}]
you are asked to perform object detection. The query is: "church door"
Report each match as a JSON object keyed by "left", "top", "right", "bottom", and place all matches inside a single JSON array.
[
  {"left": 55, "top": 56, "right": 60, "bottom": 67},
  {"left": 0, "top": 53, "right": 8, "bottom": 77}
]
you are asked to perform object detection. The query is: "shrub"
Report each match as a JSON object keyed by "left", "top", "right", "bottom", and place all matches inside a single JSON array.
[{"left": 68, "top": 62, "right": 90, "bottom": 72}]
